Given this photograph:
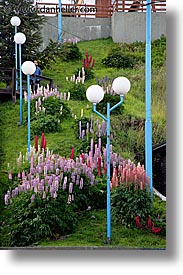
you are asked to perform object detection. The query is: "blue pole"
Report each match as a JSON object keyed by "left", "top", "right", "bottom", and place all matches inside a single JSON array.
[
  {"left": 19, "top": 44, "right": 23, "bottom": 124},
  {"left": 15, "top": 26, "right": 18, "bottom": 91},
  {"left": 58, "top": 0, "right": 62, "bottom": 43},
  {"left": 145, "top": 0, "right": 153, "bottom": 198},
  {"left": 106, "top": 102, "right": 111, "bottom": 242},
  {"left": 93, "top": 95, "right": 124, "bottom": 243},
  {"left": 27, "top": 75, "right": 31, "bottom": 160}
]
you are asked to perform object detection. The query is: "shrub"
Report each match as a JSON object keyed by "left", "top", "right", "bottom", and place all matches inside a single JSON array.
[
  {"left": 111, "top": 183, "right": 152, "bottom": 228},
  {"left": 31, "top": 114, "right": 61, "bottom": 137},
  {"left": 97, "top": 94, "right": 125, "bottom": 115},
  {"left": 102, "top": 51, "right": 135, "bottom": 69},
  {"left": 41, "top": 97, "right": 71, "bottom": 121},
  {"left": 1, "top": 189, "right": 77, "bottom": 247},
  {"left": 151, "top": 195, "right": 166, "bottom": 236},
  {"left": 37, "top": 40, "right": 82, "bottom": 69},
  {"left": 24, "top": 96, "right": 71, "bottom": 137},
  {"left": 68, "top": 83, "right": 86, "bottom": 101}
]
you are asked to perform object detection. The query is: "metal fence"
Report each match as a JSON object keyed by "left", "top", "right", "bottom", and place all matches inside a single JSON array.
[{"left": 35, "top": 0, "right": 166, "bottom": 18}]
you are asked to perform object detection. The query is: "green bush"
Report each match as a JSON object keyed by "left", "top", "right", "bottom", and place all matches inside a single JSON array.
[
  {"left": 152, "top": 35, "right": 166, "bottom": 68},
  {"left": 111, "top": 184, "right": 152, "bottom": 228},
  {"left": 37, "top": 40, "right": 82, "bottom": 69},
  {"left": 97, "top": 94, "right": 124, "bottom": 115},
  {"left": 151, "top": 195, "right": 166, "bottom": 236},
  {"left": 41, "top": 97, "right": 71, "bottom": 121},
  {"left": 68, "top": 83, "right": 86, "bottom": 101},
  {"left": 31, "top": 114, "right": 61, "bottom": 137},
  {"left": 102, "top": 51, "right": 135, "bottom": 69},
  {"left": 1, "top": 189, "right": 77, "bottom": 247},
  {"left": 24, "top": 97, "right": 71, "bottom": 137}
]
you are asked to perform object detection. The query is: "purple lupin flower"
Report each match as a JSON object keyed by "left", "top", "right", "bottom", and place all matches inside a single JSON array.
[
  {"left": 4, "top": 194, "right": 9, "bottom": 205},
  {"left": 69, "top": 182, "right": 73, "bottom": 194},
  {"left": 79, "top": 120, "right": 82, "bottom": 138},
  {"left": 67, "top": 194, "right": 72, "bottom": 204},
  {"left": 31, "top": 194, "right": 35, "bottom": 203},
  {"left": 79, "top": 178, "right": 83, "bottom": 189}
]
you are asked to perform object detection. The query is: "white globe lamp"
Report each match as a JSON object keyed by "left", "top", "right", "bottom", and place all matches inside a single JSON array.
[
  {"left": 86, "top": 85, "right": 104, "bottom": 104},
  {"left": 14, "top": 32, "right": 26, "bottom": 44},
  {"left": 10, "top": 16, "right": 21, "bottom": 27},
  {"left": 22, "top": 61, "right": 36, "bottom": 75},
  {"left": 112, "top": 77, "right": 131, "bottom": 96}
]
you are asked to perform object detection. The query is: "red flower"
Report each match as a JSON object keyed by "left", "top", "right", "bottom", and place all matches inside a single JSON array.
[
  {"left": 40, "top": 132, "right": 45, "bottom": 150},
  {"left": 70, "top": 147, "right": 75, "bottom": 159},
  {"left": 148, "top": 216, "right": 152, "bottom": 228},
  {"left": 98, "top": 156, "right": 101, "bottom": 176},
  {"left": 43, "top": 138, "right": 46, "bottom": 150},
  {"left": 152, "top": 223, "right": 162, "bottom": 234},
  {"left": 35, "top": 135, "right": 39, "bottom": 152}
]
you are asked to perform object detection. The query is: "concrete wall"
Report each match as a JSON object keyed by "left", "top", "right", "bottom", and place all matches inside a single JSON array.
[
  {"left": 41, "top": 13, "right": 166, "bottom": 49},
  {"left": 41, "top": 17, "right": 111, "bottom": 49},
  {"left": 111, "top": 13, "right": 166, "bottom": 43}
]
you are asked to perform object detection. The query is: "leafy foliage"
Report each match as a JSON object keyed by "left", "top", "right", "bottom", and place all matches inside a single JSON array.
[
  {"left": 97, "top": 94, "right": 125, "bottom": 115},
  {"left": 102, "top": 50, "right": 136, "bottom": 69},
  {"left": 1, "top": 189, "right": 77, "bottom": 247},
  {"left": 31, "top": 114, "right": 61, "bottom": 137},
  {"left": 24, "top": 96, "right": 71, "bottom": 137},
  {"left": 0, "top": 0, "right": 44, "bottom": 68},
  {"left": 111, "top": 183, "right": 152, "bottom": 228},
  {"left": 38, "top": 40, "right": 82, "bottom": 69},
  {"left": 65, "top": 82, "right": 86, "bottom": 101},
  {"left": 102, "top": 36, "right": 166, "bottom": 69}
]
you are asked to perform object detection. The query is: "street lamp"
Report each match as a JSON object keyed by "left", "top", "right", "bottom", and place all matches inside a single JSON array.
[
  {"left": 145, "top": 0, "right": 153, "bottom": 198},
  {"left": 58, "top": 0, "right": 62, "bottom": 43},
  {"left": 21, "top": 61, "right": 36, "bottom": 160},
  {"left": 86, "top": 76, "right": 131, "bottom": 243},
  {"left": 10, "top": 16, "right": 21, "bottom": 91},
  {"left": 14, "top": 32, "right": 26, "bottom": 125}
]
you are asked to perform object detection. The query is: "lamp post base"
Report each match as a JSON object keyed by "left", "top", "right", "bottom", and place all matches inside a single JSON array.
[{"left": 104, "top": 238, "right": 112, "bottom": 245}]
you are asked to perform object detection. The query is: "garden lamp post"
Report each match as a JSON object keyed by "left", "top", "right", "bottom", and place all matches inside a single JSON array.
[
  {"left": 86, "top": 76, "right": 131, "bottom": 243},
  {"left": 58, "top": 0, "right": 62, "bottom": 43},
  {"left": 145, "top": 0, "right": 153, "bottom": 198},
  {"left": 10, "top": 16, "right": 21, "bottom": 91},
  {"left": 14, "top": 32, "right": 26, "bottom": 125},
  {"left": 21, "top": 61, "right": 36, "bottom": 160}
]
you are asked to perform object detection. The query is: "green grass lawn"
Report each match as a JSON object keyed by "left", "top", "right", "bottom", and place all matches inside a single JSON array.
[{"left": 39, "top": 209, "right": 166, "bottom": 249}]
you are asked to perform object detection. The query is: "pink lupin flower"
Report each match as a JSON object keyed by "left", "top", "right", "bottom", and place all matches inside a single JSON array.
[
  {"left": 140, "top": 181, "right": 144, "bottom": 190},
  {"left": 8, "top": 171, "right": 12, "bottom": 180}
]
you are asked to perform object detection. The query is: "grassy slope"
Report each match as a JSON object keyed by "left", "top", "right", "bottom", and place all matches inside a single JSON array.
[
  {"left": 0, "top": 38, "right": 166, "bottom": 248},
  {"left": 0, "top": 38, "right": 166, "bottom": 167},
  {"left": 39, "top": 209, "right": 165, "bottom": 248}
]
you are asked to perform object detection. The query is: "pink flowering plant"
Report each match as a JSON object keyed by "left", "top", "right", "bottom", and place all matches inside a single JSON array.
[{"left": 2, "top": 134, "right": 155, "bottom": 246}]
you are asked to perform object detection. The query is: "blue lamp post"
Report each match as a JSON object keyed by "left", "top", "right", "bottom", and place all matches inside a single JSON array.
[
  {"left": 21, "top": 61, "right": 36, "bottom": 160},
  {"left": 10, "top": 16, "right": 21, "bottom": 91},
  {"left": 145, "top": 0, "right": 153, "bottom": 198},
  {"left": 14, "top": 32, "right": 26, "bottom": 125},
  {"left": 58, "top": 0, "right": 62, "bottom": 43},
  {"left": 86, "top": 77, "right": 131, "bottom": 243}
]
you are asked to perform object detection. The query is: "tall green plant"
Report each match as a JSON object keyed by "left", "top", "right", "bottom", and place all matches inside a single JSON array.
[{"left": 0, "top": 0, "right": 44, "bottom": 68}]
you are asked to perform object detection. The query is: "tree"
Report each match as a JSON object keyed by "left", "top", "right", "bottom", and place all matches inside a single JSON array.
[{"left": 0, "top": 0, "right": 45, "bottom": 68}]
